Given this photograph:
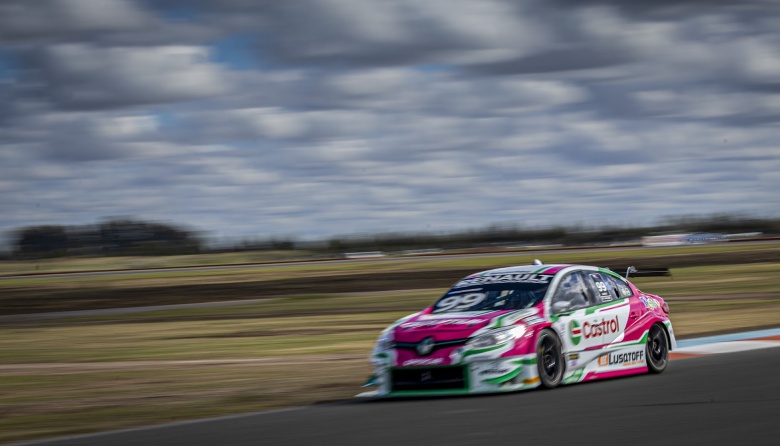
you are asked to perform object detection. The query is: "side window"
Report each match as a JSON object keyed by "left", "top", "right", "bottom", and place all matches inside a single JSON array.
[
  {"left": 585, "top": 272, "right": 616, "bottom": 303},
  {"left": 601, "top": 273, "right": 634, "bottom": 299},
  {"left": 551, "top": 272, "right": 593, "bottom": 313}
]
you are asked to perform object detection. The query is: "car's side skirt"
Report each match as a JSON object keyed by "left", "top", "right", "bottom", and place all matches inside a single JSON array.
[{"left": 562, "top": 333, "right": 650, "bottom": 384}]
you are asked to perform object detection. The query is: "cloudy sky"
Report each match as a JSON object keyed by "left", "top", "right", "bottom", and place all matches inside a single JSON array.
[{"left": 1, "top": 0, "right": 779, "bottom": 243}]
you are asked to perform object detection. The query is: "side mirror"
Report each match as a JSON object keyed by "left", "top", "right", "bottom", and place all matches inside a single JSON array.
[{"left": 552, "top": 300, "right": 572, "bottom": 314}]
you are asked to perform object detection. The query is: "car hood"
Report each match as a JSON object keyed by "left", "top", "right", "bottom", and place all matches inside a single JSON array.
[{"left": 392, "top": 308, "right": 539, "bottom": 342}]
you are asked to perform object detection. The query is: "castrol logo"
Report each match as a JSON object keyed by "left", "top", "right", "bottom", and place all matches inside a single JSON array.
[{"left": 583, "top": 316, "right": 619, "bottom": 339}]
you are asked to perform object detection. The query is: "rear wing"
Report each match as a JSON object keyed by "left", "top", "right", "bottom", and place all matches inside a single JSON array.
[{"left": 623, "top": 266, "right": 671, "bottom": 279}]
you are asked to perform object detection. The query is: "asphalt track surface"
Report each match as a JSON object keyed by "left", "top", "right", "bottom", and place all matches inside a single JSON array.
[{"left": 27, "top": 349, "right": 780, "bottom": 446}]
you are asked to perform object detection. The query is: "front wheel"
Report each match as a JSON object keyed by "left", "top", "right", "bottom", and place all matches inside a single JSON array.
[
  {"left": 646, "top": 324, "right": 669, "bottom": 373},
  {"left": 536, "top": 329, "right": 564, "bottom": 388}
]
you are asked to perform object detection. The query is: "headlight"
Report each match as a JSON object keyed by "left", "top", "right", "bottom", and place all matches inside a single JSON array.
[
  {"left": 467, "top": 326, "right": 526, "bottom": 349},
  {"left": 374, "top": 330, "right": 394, "bottom": 352}
]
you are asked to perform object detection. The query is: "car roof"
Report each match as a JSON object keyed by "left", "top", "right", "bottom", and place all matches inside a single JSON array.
[
  {"left": 464, "top": 264, "right": 629, "bottom": 282},
  {"left": 467, "top": 264, "right": 575, "bottom": 276}
]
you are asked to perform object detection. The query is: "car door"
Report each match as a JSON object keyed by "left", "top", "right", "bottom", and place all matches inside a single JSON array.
[
  {"left": 550, "top": 270, "right": 602, "bottom": 353},
  {"left": 582, "top": 272, "right": 632, "bottom": 347}
]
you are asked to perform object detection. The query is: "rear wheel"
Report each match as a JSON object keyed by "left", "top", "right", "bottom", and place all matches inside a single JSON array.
[
  {"left": 536, "top": 329, "right": 564, "bottom": 388},
  {"left": 646, "top": 324, "right": 669, "bottom": 373}
]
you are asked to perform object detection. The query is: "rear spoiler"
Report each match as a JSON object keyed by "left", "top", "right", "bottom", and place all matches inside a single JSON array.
[{"left": 623, "top": 266, "right": 671, "bottom": 279}]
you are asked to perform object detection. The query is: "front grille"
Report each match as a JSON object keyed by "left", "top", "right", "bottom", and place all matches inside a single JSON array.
[
  {"left": 391, "top": 366, "right": 466, "bottom": 392},
  {"left": 393, "top": 339, "right": 467, "bottom": 354}
]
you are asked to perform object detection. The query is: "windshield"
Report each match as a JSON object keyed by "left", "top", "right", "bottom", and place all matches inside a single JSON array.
[{"left": 432, "top": 282, "right": 549, "bottom": 314}]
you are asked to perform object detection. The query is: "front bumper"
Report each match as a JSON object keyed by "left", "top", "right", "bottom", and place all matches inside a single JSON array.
[{"left": 359, "top": 354, "right": 541, "bottom": 397}]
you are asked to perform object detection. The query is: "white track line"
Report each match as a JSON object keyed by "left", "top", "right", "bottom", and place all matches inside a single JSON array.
[{"left": 674, "top": 339, "right": 780, "bottom": 355}]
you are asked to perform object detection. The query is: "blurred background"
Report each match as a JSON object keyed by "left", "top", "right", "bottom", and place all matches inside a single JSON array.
[
  {"left": 1, "top": 1, "right": 780, "bottom": 444},
  {"left": 1, "top": 0, "right": 779, "bottom": 248}
]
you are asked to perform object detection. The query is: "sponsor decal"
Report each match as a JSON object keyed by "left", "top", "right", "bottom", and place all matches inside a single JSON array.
[
  {"left": 454, "top": 273, "right": 552, "bottom": 288},
  {"left": 479, "top": 367, "right": 511, "bottom": 376},
  {"left": 591, "top": 274, "right": 611, "bottom": 298},
  {"left": 583, "top": 316, "right": 619, "bottom": 339},
  {"left": 598, "top": 350, "right": 644, "bottom": 367},
  {"left": 569, "top": 320, "right": 582, "bottom": 345},
  {"left": 569, "top": 317, "right": 620, "bottom": 345},
  {"left": 403, "top": 358, "right": 444, "bottom": 366},
  {"left": 640, "top": 296, "right": 660, "bottom": 310},
  {"left": 435, "top": 293, "right": 486, "bottom": 312}
]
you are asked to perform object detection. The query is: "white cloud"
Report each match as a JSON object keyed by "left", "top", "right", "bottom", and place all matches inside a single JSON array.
[
  {"left": 93, "top": 115, "right": 159, "bottom": 139},
  {"left": 634, "top": 88, "right": 780, "bottom": 120},
  {"left": 327, "top": 68, "right": 419, "bottom": 96},
  {"left": 42, "top": 44, "right": 230, "bottom": 108},
  {"left": 737, "top": 37, "right": 780, "bottom": 83},
  {"left": 1, "top": 0, "right": 779, "bottom": 239},
  {"left": 54, "top": 0, "right": 153, "bottom": 31},
  {"left": 214, "top": 108, "right": 308, "bottom": 140},
  {"left": 0, "top": 0, "right": 154, "bottom": 42}
]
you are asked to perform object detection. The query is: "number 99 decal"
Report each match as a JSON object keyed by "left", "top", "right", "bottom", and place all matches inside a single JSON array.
[{"left": 435, "top": 293, "right": 486, "bottom": 312}]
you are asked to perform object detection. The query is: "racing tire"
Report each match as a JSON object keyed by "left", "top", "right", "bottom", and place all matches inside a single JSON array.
[
  {"left": 646, "top": 324, "right": 669, "bottom": 374},
  {"left": 536, "top": 329, "right": 564, "bottom": 388}
]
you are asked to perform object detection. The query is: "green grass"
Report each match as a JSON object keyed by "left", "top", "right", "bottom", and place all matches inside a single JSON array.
[
  {"left": 3, "top": 241, "right": 779, "bottom": 278},
  {"left": 0, "top": 361, "right": 369, "bottom": 444},
  {"left": 0, "top": 251, "right": 324, "bottom": 275},
  {"left": 0, "top": 310, "right": 402, "bottom": 363}
]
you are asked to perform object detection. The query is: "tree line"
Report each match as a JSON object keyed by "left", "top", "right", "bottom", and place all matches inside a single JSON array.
[
  {"left": 11, "top": 218, "right": 202, "bottom": 258},
  {"left": 6, "top": 213, "right": 779, "bottom": 259},
  {"left": 320, "top": 214, "right": 780, "bottom": 254}
]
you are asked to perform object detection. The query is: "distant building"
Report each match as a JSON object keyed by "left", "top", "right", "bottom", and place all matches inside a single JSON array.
[
  {"left": 641, "top": 234, "right": 690, "bottom": 246},
  {"left": 685, "top": 233, "right": 726, "bottom": 244},
  {"left": 641, "top": 233, "right": 726, "bottom": 246}
]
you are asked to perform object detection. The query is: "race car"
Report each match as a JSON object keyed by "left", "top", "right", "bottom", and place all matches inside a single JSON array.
[{"left": 360, "top": 262, "right": 676, "bottom": 397}]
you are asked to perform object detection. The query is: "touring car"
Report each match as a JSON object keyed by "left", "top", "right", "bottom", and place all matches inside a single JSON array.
[{"left": 360, "top": 262, "right": 675, "bottom": 397}]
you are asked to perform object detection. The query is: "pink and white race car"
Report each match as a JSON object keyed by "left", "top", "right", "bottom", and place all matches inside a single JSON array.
[{"left": 361, "top": 262, "right": 676, "bottom": 396}]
